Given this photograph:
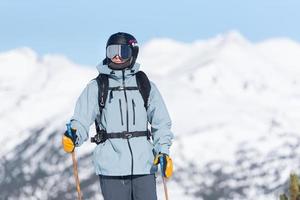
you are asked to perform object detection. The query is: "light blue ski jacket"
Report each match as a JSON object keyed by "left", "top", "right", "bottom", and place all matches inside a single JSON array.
[{"left": 70, "top": 63, "right": 174, "bottom": 176}]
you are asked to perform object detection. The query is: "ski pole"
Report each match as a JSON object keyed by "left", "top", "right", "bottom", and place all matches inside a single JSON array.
[
  {"left": 71, "top": 151, "right": 82, "bottom": 200},
  {"left": 160, "top": 156, "right": 169, "bottom": 200},
  {"left": 66, "top": 123, "right": 82, "bottom": 200}
]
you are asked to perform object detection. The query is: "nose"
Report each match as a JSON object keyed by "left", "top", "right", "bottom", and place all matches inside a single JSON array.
[{"left": 114, "top": 55, "right": 121, "bottom": 59}]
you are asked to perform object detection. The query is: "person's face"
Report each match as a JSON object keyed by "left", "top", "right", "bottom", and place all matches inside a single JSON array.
[{"left": 111, "top": 55, "right": 126, "bottom": 64}]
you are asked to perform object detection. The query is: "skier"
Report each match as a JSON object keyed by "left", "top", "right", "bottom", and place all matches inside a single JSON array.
[{"left": 62, "top": 32, "right": 174, "bottom": 200}]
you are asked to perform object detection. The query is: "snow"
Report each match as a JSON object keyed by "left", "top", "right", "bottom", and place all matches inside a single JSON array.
[
  {"left": 1, "top": 31, "right": 300, "bottom": 199},
  {"left": 0, "top": 48, "right": 96, "bottom": 156}
]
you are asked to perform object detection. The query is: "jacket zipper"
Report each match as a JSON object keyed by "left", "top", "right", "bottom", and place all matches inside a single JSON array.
[
  {"left": 119, "top": 99, "right": 124, "bottom": 125},
  {"left": 122, "top": 70, "right": 134, "bottom": 176},
  {"left": 132, "top": 99, "right": 136, "bottom": 125}
]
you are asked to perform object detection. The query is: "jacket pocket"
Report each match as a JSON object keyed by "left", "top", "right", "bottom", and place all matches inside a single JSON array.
[
  {"left": 119, "top": 99, "right": 124, "bottom": 126},
  {"left": 132, "top": 99, "right": 136, "bottom": 125}
]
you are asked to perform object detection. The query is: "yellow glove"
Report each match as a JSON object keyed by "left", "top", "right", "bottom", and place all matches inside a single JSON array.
[
  {"left": 62, "top": 128, "right": 77, "bottom": 153},
  {"left": 154, "top": 153, "right": 173, "bottom": 178}
]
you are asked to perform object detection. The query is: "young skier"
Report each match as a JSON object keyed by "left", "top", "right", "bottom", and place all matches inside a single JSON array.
[{"left": 62, "top": 32, "right": 174, "bottom": 200}]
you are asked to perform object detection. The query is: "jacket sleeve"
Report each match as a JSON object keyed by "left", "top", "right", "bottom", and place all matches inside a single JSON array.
[
  {"left": 70, "top": 80, "right": 99, "bottom": 146},
  {"left": 147, "top": 81, "right": 174, "bottom": 155}
]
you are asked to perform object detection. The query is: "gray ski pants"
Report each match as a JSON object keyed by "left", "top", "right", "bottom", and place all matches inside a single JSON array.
[{"left": 99, "top": 174, "right": 157, "bottom": 200}]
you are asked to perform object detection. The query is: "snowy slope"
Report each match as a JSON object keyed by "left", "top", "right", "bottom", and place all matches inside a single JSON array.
[
  {"left": 0, "top": 48, "right": 96, "bottom": 155},
  {"left": 1, "top": 31, "right": 300, "bottom": 199}
]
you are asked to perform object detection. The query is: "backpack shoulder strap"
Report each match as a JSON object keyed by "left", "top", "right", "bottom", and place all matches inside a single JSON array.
[
  {"left": 135, "top": 71, "right": 151, "bottom": 109},
  {"left": 94, "top": 73, "right": 109, "bottom": 135},
  {"left": 95, "top": 73, "right": 109, "bottom": 114}
]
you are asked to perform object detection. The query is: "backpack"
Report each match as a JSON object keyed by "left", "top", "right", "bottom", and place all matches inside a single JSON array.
[{"left": 91, "top": 71, "right": 151, "bottom": 144}]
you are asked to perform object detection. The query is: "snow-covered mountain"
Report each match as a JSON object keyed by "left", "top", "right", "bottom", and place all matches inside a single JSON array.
[{"left": 1, "top": 31, "right": 300, "bottom": 200}]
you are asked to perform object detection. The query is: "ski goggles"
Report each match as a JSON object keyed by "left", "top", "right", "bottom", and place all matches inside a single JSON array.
[{"left": 106, "top": 44, "right": 132, "bottom": 60}]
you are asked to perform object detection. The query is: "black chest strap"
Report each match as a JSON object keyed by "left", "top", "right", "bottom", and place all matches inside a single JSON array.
[
  {"left": 91, "top": 130, "right": 150, "bottom": 145},
  {"left": 109, "top": 86, "right": 139, "bottom": 91},
  {"left": 108, "top": 86, "right": 139, "bottom": 102}
]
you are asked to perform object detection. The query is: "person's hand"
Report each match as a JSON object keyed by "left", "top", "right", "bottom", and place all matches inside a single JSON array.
[
  {"left": 154, "top": 153, "right": 173, "bottom": 178},
  {"left": 62, "top": 128, "right": 77, "bottom": 153}
]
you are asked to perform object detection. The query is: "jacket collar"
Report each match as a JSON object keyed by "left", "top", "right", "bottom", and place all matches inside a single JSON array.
[{"left": 96, "top": 62, "right": 141, "bottom": 80}]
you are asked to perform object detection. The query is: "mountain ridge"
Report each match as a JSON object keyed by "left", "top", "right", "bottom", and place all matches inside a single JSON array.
[{"left": 1, "top": 31, "right": 300, "bottom": 199}]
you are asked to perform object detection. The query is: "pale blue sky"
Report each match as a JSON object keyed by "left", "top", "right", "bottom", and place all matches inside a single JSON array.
[{"left": 0, "top": 0, "right": 299, "bottom": 65}]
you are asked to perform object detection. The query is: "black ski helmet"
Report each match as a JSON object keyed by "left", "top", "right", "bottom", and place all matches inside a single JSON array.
[{"left": 104, "top": 32, "right": 139, "bottom": 70}]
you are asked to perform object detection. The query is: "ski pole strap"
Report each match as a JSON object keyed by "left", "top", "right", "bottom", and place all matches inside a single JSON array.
[
  {"left": 160, "top": 156, "right": 164, "bottom": 176},
  {"left": 66, "top": 123, "right": 73, "bottom": 137}
]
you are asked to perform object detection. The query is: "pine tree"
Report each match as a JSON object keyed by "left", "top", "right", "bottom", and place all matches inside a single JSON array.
[
  {"left": 279, "top": 173, "right": 300, "bottom": 200},
  {"left": 280, "top": 194, "right": 288, "bottom": 200},
  {"left": 290, "top": 173, "right": 300, "bottom": 200}
]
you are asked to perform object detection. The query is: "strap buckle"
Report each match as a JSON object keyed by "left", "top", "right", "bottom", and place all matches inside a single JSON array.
[
  {"left": 123, "top": 132, "right": 133, "bottom": 139},
  {"left": 91, "top": 130, "right": 107, "bottom": 144}
]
